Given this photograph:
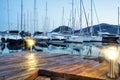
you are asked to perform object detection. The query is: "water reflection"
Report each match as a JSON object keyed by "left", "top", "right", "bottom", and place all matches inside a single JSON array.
[
  {"left": 0, "top": 42, "right": 120, "bottom": 59},
  {"left": 24, "top": 53, "right": 38, "bottom": 70}
]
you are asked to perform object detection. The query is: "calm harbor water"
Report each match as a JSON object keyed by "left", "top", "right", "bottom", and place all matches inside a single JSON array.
[{"left": 0, "top": 42, "right": 119, "bottom": 58}]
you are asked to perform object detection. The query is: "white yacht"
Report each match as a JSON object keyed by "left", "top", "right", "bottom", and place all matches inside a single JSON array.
[
  {"left": 67, "top": 35, "right": 83, "bottom": 43},
  {"left": 48, "top": 32, "right": 66, "bottom": 43}
]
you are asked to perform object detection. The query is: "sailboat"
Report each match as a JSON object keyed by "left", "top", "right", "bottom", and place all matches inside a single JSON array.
[
  {"left": 34, "top": 1, "right": 50, "bottom": 49},
  {"left": 6, "top": 0, "right": 24, "bottom": 50},
  {"left": 67, "top": 0, "right": 84, "bottom": 43},
  {"left": 84, "top": 0, "right": 102, "bottom": 42}
]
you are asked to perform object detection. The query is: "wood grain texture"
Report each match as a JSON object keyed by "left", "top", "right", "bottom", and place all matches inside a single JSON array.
[{"left": 0, "top": 51, "right": 118, "bottom": 80}]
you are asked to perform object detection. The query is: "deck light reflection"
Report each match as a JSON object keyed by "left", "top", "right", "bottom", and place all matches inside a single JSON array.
[{"left": 25, "top": 53, "right": 38, "bottom": 70}]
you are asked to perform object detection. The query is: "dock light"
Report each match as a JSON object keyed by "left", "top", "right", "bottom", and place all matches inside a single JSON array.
[
  {"left": 25, "top": 38, "right": 35, "bottom": 52},
  {"left": 101, "top": 46, "right": 119, "bottom": 79}
]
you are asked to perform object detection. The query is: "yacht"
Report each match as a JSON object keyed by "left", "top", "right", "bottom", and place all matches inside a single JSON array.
[
  {"left": 48, "top": 32, "right": 66, "bottom": 43},
  {"left": 98, "top": 31, "right": 119, "bottom": 43},
  {"left": 34, "top": 32, "right": 50, "bottom": 47},
  {"left": 7, "top": 30, "right": 23, "bottom": 50},
  {"left": 67, "top": 35, "right": 83, "bottom": 43}
]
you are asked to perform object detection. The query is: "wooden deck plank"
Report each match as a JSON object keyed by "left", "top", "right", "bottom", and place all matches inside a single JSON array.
[
  {"left": 35, "top": 76, "right": 50, "bottom": 80},
  {"left": 0, "top": 52, "right": 118, "bottom": 80}
]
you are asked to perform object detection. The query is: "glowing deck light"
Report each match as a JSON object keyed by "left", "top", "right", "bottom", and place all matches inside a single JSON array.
[
  {"left": 108, "top": 47, "right": 118, "bottom": 61},
  {"left": 101, "top": 46, "right": 119, "bottom": 79},
  {"left": 25, "top": 38, "right": 35, "bottom": 52}
]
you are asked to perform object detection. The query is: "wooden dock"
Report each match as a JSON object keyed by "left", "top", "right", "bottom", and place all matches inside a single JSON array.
[{"left": 0, "top": 51, "right": 119, "bottom": 80}]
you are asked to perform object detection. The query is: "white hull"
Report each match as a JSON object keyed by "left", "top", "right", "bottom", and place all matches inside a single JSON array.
[
  {"left": 67, "top": 35, "right": 102, "bottom": 43},
  {"left": 90, "top": 36, "right": 102, "bottom": 42},
  {"left": 67, "top": 36, "right": 83, "bottom": 43}
]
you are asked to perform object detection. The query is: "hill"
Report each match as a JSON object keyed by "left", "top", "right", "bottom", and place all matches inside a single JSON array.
[
  {"left": 75, "top": 23, "right": 120, "bottom": 35},
  {"left": 52, "top": 25, "right": 72, "bottom": 34}
]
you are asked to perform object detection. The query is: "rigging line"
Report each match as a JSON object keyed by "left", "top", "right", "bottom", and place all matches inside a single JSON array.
[
  {"left": 75, "top": 0, "right": 82, "bottom": 33},
  {"left": 81, "top": 0, "right": 89, "bottom": 27},
  {"left": 93, "top": 0, "right": 100, "bottom": 24},
  {"left": 93, "top": 0, "right": 101, "bottom": 32},
  {"left": 74, "top": 0, "right": 80, "bottom": 21}
]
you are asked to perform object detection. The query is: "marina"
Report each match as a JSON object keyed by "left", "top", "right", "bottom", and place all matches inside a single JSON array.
[
  {"left": 0, "top": 41, "right": 120, "bottom": 80},
  {"left": 1, "top": 0, "right": 120, "bottom": 80}
]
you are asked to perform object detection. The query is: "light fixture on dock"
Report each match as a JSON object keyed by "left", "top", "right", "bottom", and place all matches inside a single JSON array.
[
  {"left": 25, "top": 37, "right": 35, "bottom": 52},
  {"left": 101, "top": 46, "right": 119, "bottom": 79}
]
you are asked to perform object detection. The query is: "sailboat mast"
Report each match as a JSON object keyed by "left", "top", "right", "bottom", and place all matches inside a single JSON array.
[
  {"left": 21, "top": 0, "right": 23, "bottom": 32},
  {"left": 34, "top": 0, "right": 36, "bottom": 33},
  {"left": 118, "top": 7, "right": 119, "bottom": 25},
  {"left": 79, "top": 0, "right": 82, "bottom": 34},
  {"left": 118, "top": 7, "right": 119, "bottom": 35},
  {"left": 23, "top": 13, "right": 26, "bottom": 31},
  {"left": 90, "top": 0, "right": 93, "bottom": 36},
  {"left": 61, "top": 7, "right": 64, "bottom": 33},
  {"left": 7, "top": 0, "right": 10, "bottom": 32},
  {"left": 17, "top": 12, "right": 19, "bottom": 30},
  {"left": 71, "top": 0, "right": 75, "bottom": 35},
  {"left": 44, "top": 1, "right": 48, "bottom": 34},
  {"left": 27, "top": 10, "right": 29, "bottom": 32},
  {"left": 62, "top": 7, "right": 64, "bottom": 25}
]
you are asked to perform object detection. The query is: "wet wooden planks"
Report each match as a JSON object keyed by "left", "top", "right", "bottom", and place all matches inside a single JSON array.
[{"left": 0, "top": 51, "right": 116, "bottom": 80}]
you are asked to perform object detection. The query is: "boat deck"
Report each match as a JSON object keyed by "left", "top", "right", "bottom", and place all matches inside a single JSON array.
[{"left": 0, "top": 51, "right": 119, "bottom": 80}]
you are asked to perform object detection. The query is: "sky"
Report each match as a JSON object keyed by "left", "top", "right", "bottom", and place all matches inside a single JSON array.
[{"left": 0, "top": 0, "right": 120, "bottom": 33}]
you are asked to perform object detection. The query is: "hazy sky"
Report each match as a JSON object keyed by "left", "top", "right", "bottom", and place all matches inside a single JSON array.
[{"left": 0, "top": 0, "right": 120, "bottom": 33}]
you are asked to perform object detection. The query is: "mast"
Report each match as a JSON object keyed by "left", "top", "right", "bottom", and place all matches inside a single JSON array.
[
  {"left": 21, "top": 0, "right": 23, "bottom": 32},
  {"left": 7, "top": 0, "right": 10, "bottom": 32},
  {"left": 23, "top": 13, "right": 26, "bottom": 31},
  {"left": 62, "top": 7, "right": 64, "bottom": 25},
  {"left": 34, "top": 0, "right": 37, "bottom": 33},
  {"left": 44, "top": 1, "right": 48, "bottom": 34},
  {"left": 118, "top": 7, "right": 120, "bottom": 35},
  {"left": 30, "top": 12, "right": 32, "bottom": 33},
  {"left": 61, "top": 7, "right": 64, "bottom": 33},
  {"left": 90, "top": 0, "right": 93, "bottom": 36},
  {"left": 17, "top": 12, "right": 19, "bottom": 30},
  {"left": 27, "top": 10, "right": 29, "bottom": 32},
  {"left": 79, "top": 0, "right": 82, "bottom": 34},
  {"left": 71, "top": 0, "right": 75, "bottom": 35}
]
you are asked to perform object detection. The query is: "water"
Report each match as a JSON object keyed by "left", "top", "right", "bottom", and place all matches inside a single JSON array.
[{"left": 0, "top": 42, "right": 114, "bottom": 57}]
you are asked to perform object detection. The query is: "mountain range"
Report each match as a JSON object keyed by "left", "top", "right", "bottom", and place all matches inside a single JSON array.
[{"left": 52, "top": 23, "right": 120, "bottom": 35}]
